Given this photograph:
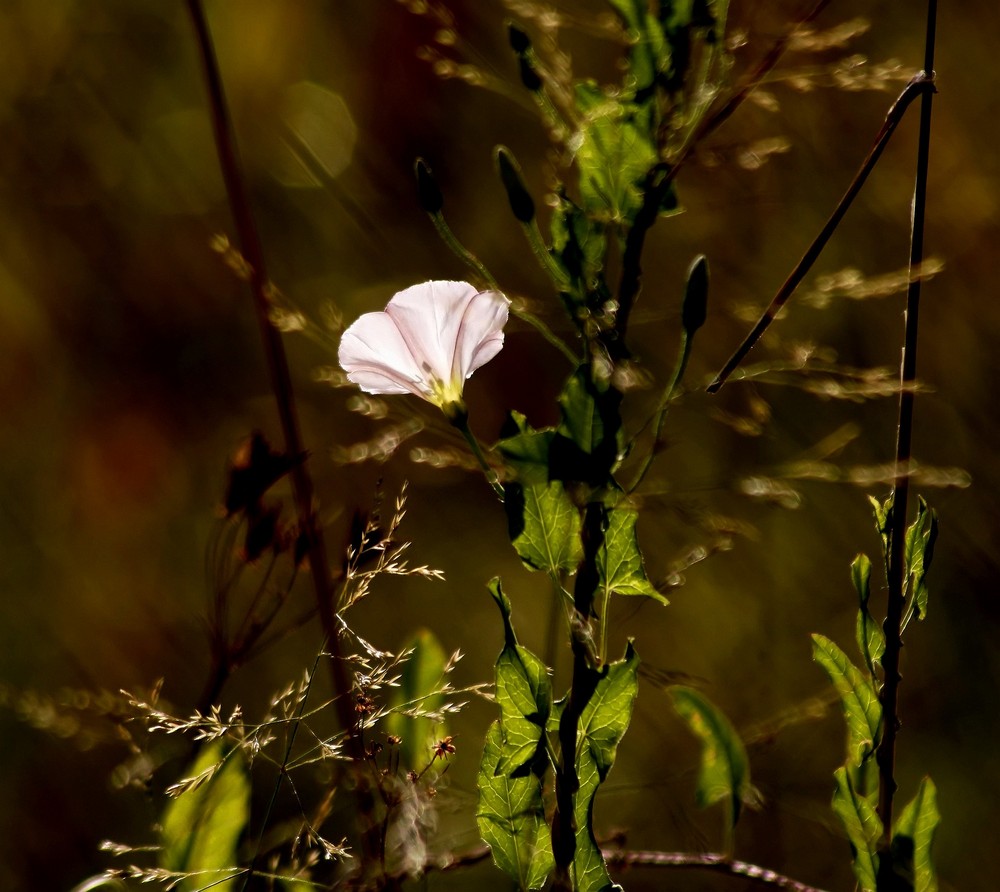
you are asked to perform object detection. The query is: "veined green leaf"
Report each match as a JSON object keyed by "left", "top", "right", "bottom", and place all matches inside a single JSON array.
[
  {"left": 550, "top": 367, "right": 623, "bottom": 487},
  {"left": 580, "top": 641, "right": 641, "bottom": 779},
  {"left": 573, "top": 82, "right": 658, "bottom": 224},
  {"left": 893, "top": 777, "right": 940, "bottom": 892},
  {"left": 868, "top": 493, "right": 894, "bottom": 573},
  {"left": 904, "top": 496, "right": 938, "bottom": 621},
  {"left": 572, "top": 745, "right": 622, "bottom": 892},
  {"left": 832, "top": 766, "right": 882, "bottom": 892},
  {"left": 570, "top": 644, "right": 638, "bottom": 892},
  {"left": 549, "top": 193, "right": 607, "bottom": 295},
  {"left": 851, "top": 553, "right": 885, "bottom": 676},
  {"left": 505, "top": 481, "right": 582, "bottom": 573},
  {"left": 477, "top": 721, "right": 554, "bottom": 890},
  {"left": 385, "top": 628, "right": 448, "bottom": 771},
  {"left": 598, "top": 509, "right": 667, "bottom": 604},
  {"left": 811, "top": 633, "right": 882, "bottom": 767},
  {"left": 488, "top": 579, "right": 553, "bottom": 775},
  {"left": 669, "top": 686, "right": 751, "bottom": 825},
  {"left": 498, "top": 412, "right": 554, "bottom": 486},
  {"left": 160, "top": 740, "right": 250, "bottom": 892}
]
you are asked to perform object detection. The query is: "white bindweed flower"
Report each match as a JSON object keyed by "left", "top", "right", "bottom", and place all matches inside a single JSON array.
[{"left": 338, "top": 280, "right": 509, "bottom": 412}]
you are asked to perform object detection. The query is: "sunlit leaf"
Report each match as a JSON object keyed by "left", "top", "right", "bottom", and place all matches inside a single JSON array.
[
  {"left": 385, "top": 628, "right": 448, "bottom": 771},
  {"left": 570, "top": 643, "right": 639, "bottom": 892},
  {"left": 497, "top": 412, "right": 554, "bottom": 486},
  {"left": 477, "top": 721, "right": 553, "bottom": 890},
  {"left": 550, "top": 368, "right": 623, "bottom": 486},
  {"left": 505, "top": 482, "right": 582, "bottom": 573},
  {"left": 811, "top": 634, "right": 882, "bottom": 767},
  {"left": 832, "top": 766, "right": 882, "bottom": 892},
  {"left": 549, "top": 193, "right": 607, "bottom": 296},
  {"left": 572, "top": 745, "right": 622, "bottom": 892},
  {"left": 488, "top": 579, "right": 553, "bottom": 775},
  {"left": 580, "top": 641, "right": 640, "bottom": 779},
  {"left": 868, "top": 493, "right": 894, "bottom": 572},
  {"left": 852, "top": 553, "right": 884, "bottom": 676},
  {"left": 892, "top": 776, "right": 940, "bottom": 892},
  {"left": 573, "top": 82, "right": 658, "bottom": 224},
  {"left": 904, "top": 496, "right": 938, "bottom": 621},
  {"left": 160, "top": 740, "right": 250, "bottom": 891},
  {"left": 669, "top": 685, "right": 751, "bottom": 824},
  {"left": 598, "top": 509, "right": 667, "bottom": 604}
]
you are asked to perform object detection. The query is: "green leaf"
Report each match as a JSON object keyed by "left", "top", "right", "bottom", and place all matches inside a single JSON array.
[
  {"left": 904, "top": 497, "right": 938, "bottom": 621},
  {"left": 892, "top": 777, "right": 940, "bottom": 892},
  {"left": 669, "top": 686, "right": 751, "bottom": 824},
  {"left": 505, "top": 481, "right": 582, "bottom": 573},
  {"left": 580, "top": 641, "right": 641, "bottom": 779},
  {"left": 477, "top": 721, "right": 554, "bottom": 890},
  {"left": 852, "top": 553, "right": 885, "bottom": 676},
  {"left": 384, "top": 628, "right": 448, "bottom": 771},
  {"left": 488, "top": 579, "right": 553, "bottom": 775},
  {"left": 869, "top": 493, "right": 894, "bottom": 573},
  {"left": 497, "top": 412, "right": 554, "bottom": 486},
  {"left": 832, "top": 766, "right": 882, "bottom": 892},
  {"left": 160, "top": 740, "right": 250, "bottom": 891},
  {"left": 811, "top": 634, "right": 882, "bottom": 768},
  {"left": 550, "top": 367, "right": 623, "bottom": 486},
  {"left": 572, "top": 745, "right": 622, "bottom": 892},
  {"left": 570, "top": 643, "right": 639, "bottom": 892},
  {"left": 549, "top": 192, "right": 607, "bottom": 295},
  {"left": 598, "top": 509, "right": 667, "bottom": 604},
  {"left": 573, "top": 81, "right": 658, "bottom": 224}
]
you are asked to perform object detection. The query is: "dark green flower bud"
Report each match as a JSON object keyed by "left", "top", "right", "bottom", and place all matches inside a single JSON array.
[
  {"left": 414, "top": 157, "right": 443, "bottom": 215},
  {"left": 682, "top": 254, "right": 709, "bottom": 335},
  {"left": 495, "top": 146, "right": 535, "bottom": 224},
  {"left": 507, "top": 22, "right": 531, "bottom": 54}
]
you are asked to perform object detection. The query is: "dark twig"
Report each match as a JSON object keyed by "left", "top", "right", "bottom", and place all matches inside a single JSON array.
[
  {"left": 604, "top": 849, "right": 831, "bottom": 891},
  {"left": 706, "top": 71, "right": 935, "bottom": 393},
  {"left": 387, "top": 846, "right": 829, "bottom": 892},
  {"left": 184, "top": 0, "right": 355, "bottom": 739},
  {"left": 613, "top": 0, "right": 833, "bottom": 351},
  {"left": 877, "top": 0, "right": 938, "bottom": 854}
]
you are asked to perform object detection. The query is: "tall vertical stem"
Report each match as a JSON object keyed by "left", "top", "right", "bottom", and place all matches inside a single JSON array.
[{"left": 877, "top": 0, "right": 938, "bottom": 849}]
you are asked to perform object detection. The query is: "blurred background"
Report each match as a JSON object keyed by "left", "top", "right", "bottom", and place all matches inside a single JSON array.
[{"left": 0, "top": 1, "right": 996, "bottom": 889}]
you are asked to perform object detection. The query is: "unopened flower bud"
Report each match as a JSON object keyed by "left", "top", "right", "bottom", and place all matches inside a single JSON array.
[
  {"left": 496, "top": 146, "right": 535, "bottom": 224},
  {"left": 682, "top": 254, "right": 709, "bottom": 335},
  {"left": 414, "top": 157, "right": 444, "bottom": 215}
]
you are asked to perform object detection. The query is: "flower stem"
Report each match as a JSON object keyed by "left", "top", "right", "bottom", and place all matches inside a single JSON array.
[
  {"left": 430, "top": 211, "right": 577, "bottom": 364},
  {"left": 452, "top": 413, "right": 504, "bottom": 499},
  {"left": 628, "top": 330, "right": 691, "bottom": 493},
  {"left": 430, "top": 210, "right": 499, "bottom": 290}
]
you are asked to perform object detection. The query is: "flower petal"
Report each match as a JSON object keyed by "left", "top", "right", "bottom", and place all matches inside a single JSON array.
[
  {"left": 338, "top": 311, "right": 424, "bottom": 396},
  {"left": 383, "top": 281, "right": 483, "bottom": 384},
  {"left": 452, "top": 289, "right": 509, "bottom": 381}
]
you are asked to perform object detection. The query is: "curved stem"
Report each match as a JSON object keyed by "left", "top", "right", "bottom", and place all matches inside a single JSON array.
[
  {"left": 452, "top": 414, "right": 504, "bottom": 499},
  {"left": 431, "top": 211, "right": 577, "bottom": 363},
  {"left": 628, "top": 330, "right": 691, "bottom": 493}
]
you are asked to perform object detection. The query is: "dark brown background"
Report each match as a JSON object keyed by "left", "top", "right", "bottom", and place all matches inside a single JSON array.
[{"left": 0, "top": 1, "right": 995, "bottom": 889}]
